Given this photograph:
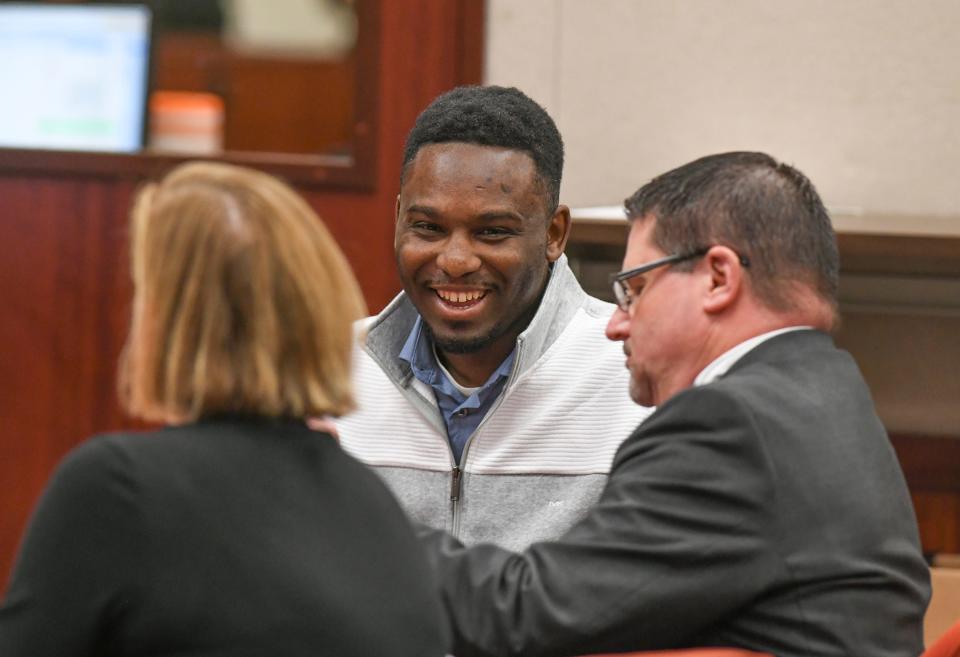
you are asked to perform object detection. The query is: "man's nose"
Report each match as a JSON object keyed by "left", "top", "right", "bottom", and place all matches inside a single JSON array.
[
  {"left": 436, "top": 233, "right": 481, "bottom": 278},
  {"left": 605, "top": 306, "right": 630, "bottom": 342}
]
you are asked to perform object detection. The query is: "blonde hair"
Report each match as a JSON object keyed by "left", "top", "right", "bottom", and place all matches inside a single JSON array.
[{"left": 119, "top": 161, "right": 366, "bottom": 423}]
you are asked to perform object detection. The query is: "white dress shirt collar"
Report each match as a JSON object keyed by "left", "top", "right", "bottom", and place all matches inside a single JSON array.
[{"left": 694, "top": 326, "right": 813, "bottom": 387}]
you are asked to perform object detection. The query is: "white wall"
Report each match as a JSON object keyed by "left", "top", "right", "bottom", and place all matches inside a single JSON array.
[
  {"left": 485, "top": 0, "right": 960, "bottom": 218},
  {"left": 485, "top": 1, "right": 960, "bottom": 437}
]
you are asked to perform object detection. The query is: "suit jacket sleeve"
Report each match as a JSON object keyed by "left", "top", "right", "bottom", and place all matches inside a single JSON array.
[{"left": 421, "top": 385, "right": 784, "bottom": 657}]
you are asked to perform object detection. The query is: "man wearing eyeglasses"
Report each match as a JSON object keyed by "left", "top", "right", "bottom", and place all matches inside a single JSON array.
[
  {"left": 421, "top": 151, "right": 930, "bottom": 657},
  {"left": 336, "top": 86, "right": 651, "bottom": 551}
]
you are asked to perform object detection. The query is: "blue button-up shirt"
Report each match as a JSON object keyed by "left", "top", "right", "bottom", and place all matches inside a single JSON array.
[{"left": 399, "top": 317, "right": 514, "bottom": 464}]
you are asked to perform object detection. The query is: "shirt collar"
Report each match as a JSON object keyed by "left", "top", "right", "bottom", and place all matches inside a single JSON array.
[
  {"left": 399, "top": 316, "right": 443, "bottom": 386},
  {"left": 694, "top": 326, "right": 813, "bottom": 387},
  {"left": 399, "top": 316, "right": 515, "bottom": 399}
]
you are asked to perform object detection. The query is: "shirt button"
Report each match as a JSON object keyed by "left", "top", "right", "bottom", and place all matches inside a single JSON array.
[{"left": 457, "top": 409, "right": 469, "bottom": 417}]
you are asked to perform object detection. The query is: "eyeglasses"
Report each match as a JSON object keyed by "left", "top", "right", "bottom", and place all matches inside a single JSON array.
[{"left": 610, "top": 247, "right": 750, "bottom": 312}]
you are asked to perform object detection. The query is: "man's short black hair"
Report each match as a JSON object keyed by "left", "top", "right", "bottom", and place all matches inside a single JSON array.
[{"left": 401, "top": 85, "right": 564, "bottom": 212}]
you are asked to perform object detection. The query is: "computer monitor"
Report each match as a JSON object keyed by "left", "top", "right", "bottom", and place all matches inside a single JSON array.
[{"left": 0, "top": 3, "right": 152, "bottom": 153}]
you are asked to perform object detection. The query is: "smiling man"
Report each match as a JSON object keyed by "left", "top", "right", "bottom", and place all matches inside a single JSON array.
[{"left": 336, "top": 86, "right": 650, "bottom": 550}]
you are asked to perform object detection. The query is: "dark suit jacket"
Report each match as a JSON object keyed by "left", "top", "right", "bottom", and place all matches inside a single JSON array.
[{"left": 422, "top": 330, "right": 930, "bottom": 657}]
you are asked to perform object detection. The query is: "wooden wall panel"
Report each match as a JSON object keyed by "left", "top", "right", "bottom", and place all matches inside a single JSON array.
[
  {"left": 153, "top": 32, "right": 358, "bottom": 155},
  {"left": 0, "top": 0, "right": 484, "bottom": 588},
  {"left": 892, "top": 434, "right": 960, "bottom": 555},
  {"left": 0, "top": 175, "right": 137, "bottom": 584},
  {"left": 912, "top": 492, "right": 960, "bottom": 556}
]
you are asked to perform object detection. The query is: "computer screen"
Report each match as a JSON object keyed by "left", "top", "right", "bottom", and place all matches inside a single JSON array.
[{"left": 0, "top": 3, "right": 152, "bottom": 153}]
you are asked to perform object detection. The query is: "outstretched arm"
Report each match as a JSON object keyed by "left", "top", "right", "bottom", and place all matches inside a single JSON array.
[{"left": 420, "top": 386, "right": 779, "bottom": 657}]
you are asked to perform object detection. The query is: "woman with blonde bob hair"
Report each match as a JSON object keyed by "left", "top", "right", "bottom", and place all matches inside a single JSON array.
[
  {"left": 122, "top": 160, "right": 364, "bottom": 423},
  {"left": 0, "top": 162, "right": 449, "bottom": 657}
]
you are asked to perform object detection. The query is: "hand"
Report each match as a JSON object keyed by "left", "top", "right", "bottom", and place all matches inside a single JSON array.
[{"left": 307, "top": 415, "right": 339, "bottom": 440}]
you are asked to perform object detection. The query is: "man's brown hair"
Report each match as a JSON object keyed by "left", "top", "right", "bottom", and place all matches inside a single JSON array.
[{"left": 624, "top": 151, "right": 839, "bottom": 319}]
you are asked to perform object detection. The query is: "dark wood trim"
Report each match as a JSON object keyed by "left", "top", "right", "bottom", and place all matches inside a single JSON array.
[
  {"left": 891, "top": 434, "right": 960, "bottom": 493},
  {"left": 0, "top": 148, "right": 358, "bottom": 187},
  {"left": 836, "top": 232, "right": 960, "bottom": 277},
  {"left": 890, "top": 434, "right": 960, "bottom": 554}
]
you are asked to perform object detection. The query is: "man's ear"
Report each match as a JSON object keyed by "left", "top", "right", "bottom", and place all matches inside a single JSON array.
[
  {"left": 393, "top": 194, "right": 402, "bottom": 249},
  {"left": 702, "top": 246, "right": 745, "bottom": 314},
  {"left": 546, "top": 204, "right": 572, "bottom": 262}
]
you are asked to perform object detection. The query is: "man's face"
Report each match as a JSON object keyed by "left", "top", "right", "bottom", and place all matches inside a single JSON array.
[
  {"left": 605, "top": 217, "right": 707, "bottom": 407},
  {"left": 395, "top": 142, "right": 564, "bottom": 357}
]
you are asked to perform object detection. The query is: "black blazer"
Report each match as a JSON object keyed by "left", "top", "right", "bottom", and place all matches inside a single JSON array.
[
  {"left": 423, "top": 330, "right": 930, "bottom": 657},
  {"left": 1, "top": 417, "right": 450, "bottom": 657}
]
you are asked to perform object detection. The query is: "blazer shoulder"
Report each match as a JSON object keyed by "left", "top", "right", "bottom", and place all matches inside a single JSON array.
[{"left": 614, "top": 383, "right": 766, "bottom": 467}]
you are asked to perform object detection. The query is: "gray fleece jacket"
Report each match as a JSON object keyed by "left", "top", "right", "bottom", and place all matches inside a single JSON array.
[{"left": 337, "top": 255, "right": 651, "bottom": 550}]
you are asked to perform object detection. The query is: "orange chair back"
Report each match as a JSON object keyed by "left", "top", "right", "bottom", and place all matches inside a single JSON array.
[
  {"left": 581, "top": 649, "right": 773, "bottom": 657},
  {"left": 923, "top": 618, "right": 960, "bottom": 657}
]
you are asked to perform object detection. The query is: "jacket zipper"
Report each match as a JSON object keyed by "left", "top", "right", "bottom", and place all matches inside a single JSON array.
[
  {"left": 448, "top": 336, "right": 524, "bottom": 539},
  {"left": 450, "top": 466, "right": 462, "bottom": 501},
  {"left": 450, "top": 465, "right": 462, "bottom": 537}
]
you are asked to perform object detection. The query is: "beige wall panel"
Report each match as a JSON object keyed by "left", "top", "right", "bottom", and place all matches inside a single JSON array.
[
  {"left": 485, "top": 0, "right": 561, "bottom": 111},
  {"left": 487, "top": 0, "right": 960, "bottom": 215}
]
